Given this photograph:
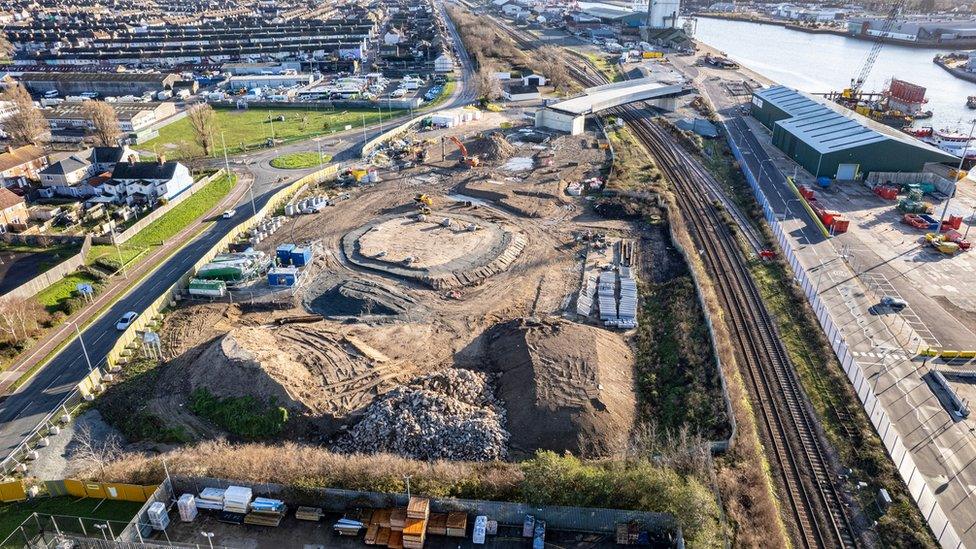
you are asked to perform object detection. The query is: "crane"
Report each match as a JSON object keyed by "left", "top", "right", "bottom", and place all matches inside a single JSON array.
[{"left": 843, "top": 4, "right": 899, "bottom": 101}]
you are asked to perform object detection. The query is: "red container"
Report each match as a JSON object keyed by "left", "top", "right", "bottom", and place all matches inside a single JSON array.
[
  {"left": 947, "top": 215, "right": 963, "bottom": 230},
  {"left": 799, "top": 185, "right": 815, "bottom": 200},
  {"left": 889, "top": 79, "right": 926, "bottom": 104},
  {"left": 821, "top": 210, "right": 840, "bottom": 226},
  {"left": 832, "top": 218, "right": 850, "bottom": 234}
]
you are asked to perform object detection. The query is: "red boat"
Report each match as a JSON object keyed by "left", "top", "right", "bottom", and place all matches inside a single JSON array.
[{"left": 903, "top": 126, "right": 933, "bottom": 138}]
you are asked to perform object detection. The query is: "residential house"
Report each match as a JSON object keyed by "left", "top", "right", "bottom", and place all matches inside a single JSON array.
[
  {"left": 0, "top": 145, "right": 48, "bottom": 188},
  {"left": 434, "top": 54, "right": 454, "bottom": 73},
  {"left": 504, "top": 84, "right": 541, "bottom": 101},
  {"left": 111, "top": 159, "right": 193, "bottom": 204},
  {"left": 0, "top": 188, "right": 28, "bottom": 232},
  {"left": 38, "top": 146, "right": 137, "bottom": 199}
]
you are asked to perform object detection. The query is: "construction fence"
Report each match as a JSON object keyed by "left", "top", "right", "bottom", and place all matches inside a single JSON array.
[{"left": 726, "top": 127, "right": 964, "bottom": 548}]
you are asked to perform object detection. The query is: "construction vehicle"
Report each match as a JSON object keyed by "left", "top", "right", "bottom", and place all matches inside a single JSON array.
[
  {"left": 414, "top": 194, "right": 433, "bottom": 215},
  {"left": 450, "top": 136, "right": 480, "bottom": 168},
  {"left": 841, "top": 4, "right": 899, "bottom": 103}
]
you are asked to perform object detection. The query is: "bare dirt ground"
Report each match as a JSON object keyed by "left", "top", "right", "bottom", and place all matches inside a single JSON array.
[{"left": 138, "top": 114, "right": 655, "bottom": 458}]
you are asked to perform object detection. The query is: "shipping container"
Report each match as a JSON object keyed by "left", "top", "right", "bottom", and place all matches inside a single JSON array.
[
  {"left": 188, "top": 278, "right": 227, "bottom": 297},
  {"left": 276, "top": 244, "right": 296, "bottom": 263},
  {"left": 291, "top": 247, "right": 313, "bottom": 267},
  {"left": 268, "top": 266, "right": 300, "bottom": 287},
  {"left": 889, "top": 79, "right": 926, "bottom": 104},
  {"left": 831, "top": 218, "right": 850, "bottom": 234}
]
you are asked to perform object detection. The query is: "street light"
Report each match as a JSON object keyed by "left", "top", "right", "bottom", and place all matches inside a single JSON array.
[
  {"left": 936, "top": 119, "right": 976, "bottom": 234},
  {"left": 201, "top": 531, "right": 215, "bottom": 549},
  {"left": 73, "top": 322, "right": 93, "bottom": 372},
  {"left": 94, "top": 523, "right": 109, "bottom": 541},
  {"left": 223, "top": 131, "right": 255, "bottom": 216}
]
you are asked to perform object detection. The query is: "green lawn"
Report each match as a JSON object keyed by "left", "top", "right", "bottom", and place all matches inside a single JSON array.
[
  {"left": 270, "top": 152, "right": 333, "bottom": 170},
  {"left": 141, "top": 107, "right": 393, "bottom": 158},
  {"left": 86, "top": 174, "right": 236, "bottom": 271},
  {"left": 34, "top": 271, "right": 102, "bottom": 314},
  {"left": 0, "top": 497, "right": 143, "bottom": 543}
]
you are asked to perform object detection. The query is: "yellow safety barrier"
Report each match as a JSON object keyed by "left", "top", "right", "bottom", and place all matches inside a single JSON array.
[
  {"left": 64, "top": 479, "right": 86, "bottom": 498},
  {"left": 0, "top": 480, "right": 26, "bottom": 502},
  {"left": 917, "top": 348, "right": 976, "bottom": 359},
  {"left": 786, "top": 177, "right": 831, "bottom": 239}
]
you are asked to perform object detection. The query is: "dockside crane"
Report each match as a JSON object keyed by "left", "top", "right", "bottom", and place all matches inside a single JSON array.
[{"left": 842, "top": 4, "right": 899, "bottom": 103}]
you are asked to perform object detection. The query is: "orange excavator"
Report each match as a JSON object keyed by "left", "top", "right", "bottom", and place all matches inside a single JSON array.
[{"left": 450, "top": 136, "right": 480, "bottom": 168}]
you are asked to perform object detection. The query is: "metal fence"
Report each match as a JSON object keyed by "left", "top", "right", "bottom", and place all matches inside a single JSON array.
[{"left": 725, "top": 124, "right": 964, "bottom": 549}]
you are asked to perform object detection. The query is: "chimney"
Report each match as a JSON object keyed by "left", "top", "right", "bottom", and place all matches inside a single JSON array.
[
  {"left": 157, "top": 154, "right": 165, "bottom": 166},
  {"left": 4, "top": 146, "right": 12, "bottom": 155},
  {"left": 127, "top": 154, "right": 135, "bottom": 165}
]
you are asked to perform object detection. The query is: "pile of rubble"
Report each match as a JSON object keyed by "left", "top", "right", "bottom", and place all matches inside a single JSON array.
[
  {"left": 465, "top": 132, "right": 515, "bottom": 162},
  {"left": 332, "top": 369, "right": 509, "bottom": 461}
]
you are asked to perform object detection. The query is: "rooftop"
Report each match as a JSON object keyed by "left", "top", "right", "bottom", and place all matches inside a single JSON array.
[
  {"left": 0, "top": 187, "right": 24, "bottom": 210},
  {"left": 0, "top": 145, "right": 45, "bottom": 173}
]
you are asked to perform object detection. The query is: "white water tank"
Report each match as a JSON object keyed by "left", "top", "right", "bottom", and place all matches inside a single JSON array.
[{"left": 648, "top": 0, "right": 680, "bottom": 28}]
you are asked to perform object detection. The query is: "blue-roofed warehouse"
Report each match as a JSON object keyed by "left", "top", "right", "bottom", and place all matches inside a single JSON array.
[{"left": 751, "top": 85, "right": 957, "bottom": 178}]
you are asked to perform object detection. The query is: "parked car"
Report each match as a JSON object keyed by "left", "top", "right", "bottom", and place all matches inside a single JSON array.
[
  {"left": 222, "top": 209, "right": 236, "bottom": 219},
  {"left": 116, "top": 311, "right": 138, "bottom": 330},
  {"left": 880, "top": 296, "right": 907, "bottom": 311}
]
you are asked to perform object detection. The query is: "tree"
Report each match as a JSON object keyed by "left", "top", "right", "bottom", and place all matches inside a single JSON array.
[
  {"left": 537, "top": 46, "right": 572, "bottom": 94},
  {"left": 0, "top": 84, "right": 49, "bottom": 146},
  {"left": 81, "top": 101, "right": 122, "bottom": 147},
  {"left": 186, "top": 103, "right": 218, "bottom": 156},
  {"left": 475, "top": 63, "right": 502, "bottom": 102},
  {"left": 0, "top": 296, "right": 42, "bottom": 344},
  {"left": 68, "top": 422, "right": 122, "bottom": 478},
  {"left": 0, "top": 33, "right": 12, "bottom": 60}
]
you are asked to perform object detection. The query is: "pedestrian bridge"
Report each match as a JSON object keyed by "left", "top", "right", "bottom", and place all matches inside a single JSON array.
[{"left": 535, "top": 78, "right": 691, "bottom": 135}]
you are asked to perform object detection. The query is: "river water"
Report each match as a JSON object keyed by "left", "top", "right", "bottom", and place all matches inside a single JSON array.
[{"left": 691, "top": 17, "right": 976, "bottom": 129}]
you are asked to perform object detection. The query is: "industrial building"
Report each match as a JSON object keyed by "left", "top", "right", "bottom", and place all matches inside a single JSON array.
[
  {"left": 20, "top": 72, "right": 181, "bottom": 97},
  {"left": 751, "top": 86, "right": 957, "bottom": 179}
]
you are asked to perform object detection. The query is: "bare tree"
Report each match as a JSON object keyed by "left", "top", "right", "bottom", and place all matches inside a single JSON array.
[
  {"left": 69, "top": 422, "right": 123, "bottom": 479},
  {"left": 0, "top": 84, "right": 49, "bottom": 146},
  {"left": 537, "top": 46, "right": 572, "bottom": 94},
  {"left": 475, "top": 63, "right": 502, "bottom": 102},
  {"left": 82, "top": 101, "right": 122, "bottom": 147},
  {"left": 0, "top": 33, "right": 12, "bottom": 60},
  {"left": 0, "top": 296, "right": 42, "bottom": 344},
  {"left": 186, "top": 103, "right": 218, "bottom": 157}
]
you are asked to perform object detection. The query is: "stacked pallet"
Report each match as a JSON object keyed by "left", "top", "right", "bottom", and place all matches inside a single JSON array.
[
  {"left": 446, "top": 512, "right": 467, "bottom": 537},
  {"left": 427, "top": 513, "right": 448, "bottom": 536},
  {"left": 177, "top": 494, "right": 198, "bottom": 522},
  {"left": 222, "top": 486, "right": 252, "bottom": 514},
  {"left": 295, "top": 507, "right": 323, "bottom": 522},
  {"left": 195, "top": 488, "right": 225, "bottom": 511},
  {"left": 403, "top": 497, "right": 430, "bottom": 549},
  {"left": 390, "top": 508, "right": 406, "bottom": 531},
  {"left": 388, "top": 530, "right": 404, "bottom": 549},
  {"left": 244, "top": 498, "right": 286, "bottom": 527}
]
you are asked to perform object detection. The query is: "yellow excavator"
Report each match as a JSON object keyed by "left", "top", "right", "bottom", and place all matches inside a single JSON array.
[
  {"left": 414, "top": 194, "right": 433, "bottom": 215},
  {"left": 450, "top": 136, "right": 480, "bottom": 168}
]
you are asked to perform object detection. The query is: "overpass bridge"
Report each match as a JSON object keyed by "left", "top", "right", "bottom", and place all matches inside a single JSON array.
[{"left": 535, "top": 77, "right": 692, "bottom": 135}]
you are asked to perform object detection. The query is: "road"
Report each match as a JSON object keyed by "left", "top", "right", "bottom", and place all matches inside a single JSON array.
[{"left": 0, "top": 9, "right": 477, "bottom": 461}]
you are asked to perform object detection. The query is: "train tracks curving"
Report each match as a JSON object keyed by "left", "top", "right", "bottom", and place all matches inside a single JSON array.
[{"left": 471, "top": 9, "right": 860, "bottom": 548}]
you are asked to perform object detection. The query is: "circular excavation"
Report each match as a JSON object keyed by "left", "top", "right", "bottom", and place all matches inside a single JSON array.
[{"left": 341, "top": 212, "right": 526, "bottom": 289}]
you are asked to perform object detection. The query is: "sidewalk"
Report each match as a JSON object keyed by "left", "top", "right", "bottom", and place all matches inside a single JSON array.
[{"left": 0, "top": 171, "right": 251, "bottom": 394}]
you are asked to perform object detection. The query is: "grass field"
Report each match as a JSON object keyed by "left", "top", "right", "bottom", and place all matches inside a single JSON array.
[
  {"left": 86, "top": 174, "right": 236, "bottom": 271},
  {"left": 270, "top": 152, "right": 333, "bottom": 169},
  {"left": 425, "top": 79, "right": 457, "bottom": 108},
  {"left": 140, "top": 107, "right": 392, "bottom": 158},
  {"left": 0, "top": 497, "right": 143, "bottom": 542},
  {"left": 34, "top": 271, "right": 102, "bottom": 314}
]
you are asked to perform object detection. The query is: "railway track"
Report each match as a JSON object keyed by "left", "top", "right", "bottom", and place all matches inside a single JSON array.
[{"left": 470, "top": 9, "right": 860, "bottom": 548}]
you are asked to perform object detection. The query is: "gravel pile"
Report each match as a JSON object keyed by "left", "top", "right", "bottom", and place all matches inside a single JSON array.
[{"left": 332, "top": 369, "right": 509, "bottom": 461}]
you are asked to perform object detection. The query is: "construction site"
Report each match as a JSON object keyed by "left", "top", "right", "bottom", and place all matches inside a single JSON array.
[{"left": 95, "top": 106, "right": 730, "bottom": 464}]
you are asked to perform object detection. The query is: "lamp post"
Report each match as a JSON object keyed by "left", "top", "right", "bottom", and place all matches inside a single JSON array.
[
  {"left": 74, "top": 322, "right": 93, "bottom": 372},
  {"left": 936, "top": 119, "right": 976, "bottom": 234},
  {"left": 111, "top": 228, "right": 127, "bottom": 278},
  {"left": 201, "top": 531, "right": 215, "bottom": 549},
  {"left": 94, "top": 523, "right": 109, "bottom": 541}
]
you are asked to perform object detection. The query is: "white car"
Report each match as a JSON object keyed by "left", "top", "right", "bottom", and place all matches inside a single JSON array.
[
  {"left": 880, "top": 296, "right": 907, "bottom": 311},
  {"left": 116, "top": 311, "right": 138, "bottom": 331},
  {"left": 222, "top": 209, "right": 236, "bottom": 219}
]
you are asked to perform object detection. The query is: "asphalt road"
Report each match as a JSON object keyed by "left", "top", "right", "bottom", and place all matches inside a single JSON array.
[{"left": 0, "top": 4, "right": 478, "bottom": 461}]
